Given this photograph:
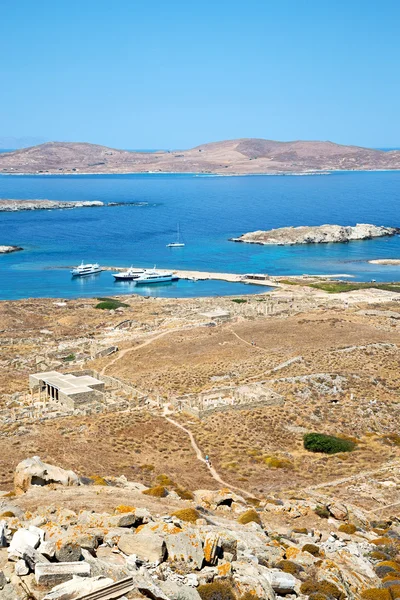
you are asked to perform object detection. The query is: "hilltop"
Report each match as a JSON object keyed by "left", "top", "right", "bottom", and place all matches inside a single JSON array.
[{"left": 1, "top": 139, "right": 400, "bottom": 174}]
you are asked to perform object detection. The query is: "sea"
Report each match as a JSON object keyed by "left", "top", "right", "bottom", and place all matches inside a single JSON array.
[{"left": 0, "top": 171, "right": 399, "bottom": 300}]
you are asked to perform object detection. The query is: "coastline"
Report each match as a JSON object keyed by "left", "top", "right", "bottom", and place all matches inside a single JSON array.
[{"left": 1, "top": 168, "right": 400, "bottom": 177}]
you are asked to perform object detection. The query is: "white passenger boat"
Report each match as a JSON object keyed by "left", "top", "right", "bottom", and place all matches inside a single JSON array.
[
  {"left": 70, "top": 262, "right": 102, "bottom": 276},
  {"left": 134, "top": 268, "right": 175, "bottom": 284},
  {"left": 167, "top": 223, "right": 185, "bottom": 247},
  {"left": 112, "top": 267, "right": 145, "bottom": 281}
]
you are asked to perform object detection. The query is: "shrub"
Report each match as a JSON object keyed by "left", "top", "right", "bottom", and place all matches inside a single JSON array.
[
  {"left": 277, "top": 559, "right": 303, "bottom": 575},
  {"left": 95, "top": 298, "right": 129, "bottom": 310},
  {"left": 90, "top": 475, "right": 108, "bottom": 486},
  {"left": 361, "top": 589, "right": 391, "bottom": 600},
  {"left": 0, "top": 511, "right": 15, "bottom": 518},
  {"left": 63, "top": 353, "right": 76, "bottom": 362},
  {"left": 237, "top": 509, "right": 262, "bottom": 526},
  {"left": 174, "top": 487, "right": 194, "bottom": 500},
  {"left": 302, "top": 543, "right": 320, "bottom": 557},
  {"left": 300, "top": 580, "right": 344, "bottom": 599},
  {"left": 370, "top": 551, "right": 390, "bottom": 561},
  {"left": 155, "top": 474, "right": 175, "bottom": 487},
  {"left": 240, "top": 594, "right": 262, "bottom": 600},
  {"left": 115, "top": 505, "right": 135, "bottom": 514},
  {"left": 231, "top": 298, "right": 247, "bottom": 304},
  {"left": 303, "top": 432, "right": 356, "bottom": 454},
  {"left": 142, "top": 485, "right": 167, "bottom": 498},
  {"left": 198, "top": 581, "right": 236, "bottom": 600},
  {"left": 263, "top": 455, "right": 293, "bottom": 469},
  {"left": 315, "top": 505, "right": 330, "bottom": 519},
  {"left": 389, "top": 584, "right": 400, "bottom": 599},
  {"left": 172, "top": 508, "right": 200, "bottom": 524},
  {"left": 338, "top": 523, "right": 357, "bottom": 534}
]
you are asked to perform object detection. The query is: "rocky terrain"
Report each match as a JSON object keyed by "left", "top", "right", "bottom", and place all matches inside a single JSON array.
[
  {"left": 231, "top": 224, "right": 399, "bottom": 245},
  {"left": 0, "top": 283, "right": 399, "bottom": 598},
  {"left": 1, "top": 139, "right": 400, "bottom": 174},
  {"left": 0, "top": 456, "right": 398, "bottom": 600},
  {"left": 0, "top": 199, "right": 147, "bottom": 212},
  {"left": 0, "top": 245, "right": 23, "bottom": 254}
]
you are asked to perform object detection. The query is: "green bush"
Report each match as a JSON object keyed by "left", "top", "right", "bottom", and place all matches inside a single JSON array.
[
  {"left": 198, "top": 581, "right": 236, "bottom": 600},
  {"left": 171, "top": 508, "right": 200, "bottom": 523},
  {"left": 231, "top": 298, "right": 247, "bottom": 304},
  {"left": 315, "top": 505, "right": 330, "bottom": 519},
  {"left": 95, "top": 298, "right": 129, "bottom": 310},
  {"left": 237, "top": 509, "right": 262, "bottom": 526},
  {"left": 303, "top": 432, "right": 356, "bottom": 454}
]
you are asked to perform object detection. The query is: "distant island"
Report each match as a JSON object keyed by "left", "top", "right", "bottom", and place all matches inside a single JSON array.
[
  {"left": 0, "top": 139, "right": 400, "bottom": 174},
  {"left": 230, "top": 224, "right": 399, "bottom": 245},
  {"left": 0, "top": 245, "right": 23, "bottom": 254},
  {"left": 0, "top": 199, "right": 148, "bottom": 212},
  {"left": 368, "top": 258, "right": 400, "bottom": 265}
]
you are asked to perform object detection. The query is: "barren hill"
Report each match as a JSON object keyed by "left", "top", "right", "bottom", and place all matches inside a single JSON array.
[{"left": 1, "top": 138, "right": 400, "bottom": 174}]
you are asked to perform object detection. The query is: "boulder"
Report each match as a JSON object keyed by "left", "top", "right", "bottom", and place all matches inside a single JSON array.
[
  {"left": 43, "top": 575, "right": 114, "bottom": 599},
  {"left": 159, "top": 580, "right": 202, "bottom": 600},
  {"left": 35, "top": 561, "right": 91, "bottom": 586},
  {"left": 231, "top": 561, "right": 275, "bottom": 599},
  {"left": 327, "top": 502, "right": 348, "bottom": 521},
  {"left": 55, "top": 539, "right": 82, "bottom": 563},
  {"left": 15, "top": 559, "right": 29, "bottom": 576},
  {"left": 8, "top": 529, "right": 41, "bottom": 557},
  {"left": 14, "top": 457, "right": 78, "bottom": 495},
  {"left": 81, "top": 548, "right": 132, "bottom": 580},
  {"left": 38, "top": 541, "right": 56, "bottom": 560},
  {"left": 166, "top": 531, "right": 204, "bottom": 570},
  {"left": 203, "top": 533, "right": 220, "bottom": 565},
  {"left": 263, "top": 568, "right": 298, "bottom": 593},
  {"left": 135, "top": 569, "right": 170, "bottom": 600},
  {"left": 193, "top": 489, "right": 246, "bottom": 509},
  {"left": 118, "top": 532, "right": 166, "bottom": 564}
]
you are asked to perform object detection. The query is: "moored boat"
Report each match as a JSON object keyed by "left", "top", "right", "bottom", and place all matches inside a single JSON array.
[
  {"left": 167, "top": 223, "right": 185, "bottom": 247},
  {"left": 113, "top": 267, "right": 145, "bottom": 281},
  {"left": 71, "top": 262, "right": 102, "bottom": 277},
  {"left": 134, "top": 268, "right": 175, "bottom": 284}
]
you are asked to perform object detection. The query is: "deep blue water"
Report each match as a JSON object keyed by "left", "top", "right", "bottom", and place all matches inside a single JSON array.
[{"left": 0, "top": 171, "right": 399, "bottom": 300}]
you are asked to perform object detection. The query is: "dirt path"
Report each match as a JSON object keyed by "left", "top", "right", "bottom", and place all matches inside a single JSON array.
[
  {"left": 288, "top": 460, "right": 400, "bottom": 494},
  {"left": 229, "top": 328, "right": 269, "bottom": 353},
  {"left": 100, "top": 328, "right": 184, "bottom": 375},
  {"left": 163, "top": 414, "right": 253, "bottom": 498}
]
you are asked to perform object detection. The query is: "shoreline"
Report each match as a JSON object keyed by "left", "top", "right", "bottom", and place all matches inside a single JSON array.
[{"left": 1, "top": 168, "right": 400, "bottom": 177}]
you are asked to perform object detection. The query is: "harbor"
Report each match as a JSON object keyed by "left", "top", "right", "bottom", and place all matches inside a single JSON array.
[{"left": 103, "top": 265, "right": 278, "bottom": 287}]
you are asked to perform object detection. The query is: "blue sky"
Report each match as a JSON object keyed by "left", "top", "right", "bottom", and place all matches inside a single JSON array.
[{"left": 1, "top": 0, "right": 399, "bottom": 148}]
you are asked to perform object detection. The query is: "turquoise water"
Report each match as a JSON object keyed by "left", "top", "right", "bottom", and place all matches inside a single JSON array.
[{"left": 0, "top": 171, "right": 399, "bottom": 300}]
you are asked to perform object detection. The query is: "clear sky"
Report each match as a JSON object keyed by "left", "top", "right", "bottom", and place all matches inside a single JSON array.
[{"left": 1, "top": 0, "right": 399, "bottom": 149}]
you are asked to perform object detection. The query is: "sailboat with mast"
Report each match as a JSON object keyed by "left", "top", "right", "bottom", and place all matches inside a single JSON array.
[{"left": 166, "top": 223, "right": 185, "bottom": 248}]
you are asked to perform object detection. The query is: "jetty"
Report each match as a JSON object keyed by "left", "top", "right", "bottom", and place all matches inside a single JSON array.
[{"left": 104, "top": 266, "right": 278, "bottom": 287}]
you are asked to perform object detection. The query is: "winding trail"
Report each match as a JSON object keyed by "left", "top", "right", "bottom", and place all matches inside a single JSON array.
[
  {"left": 163, "top": 413, "right": 253, "bottom": 498},
  {"left": 229, "top": 328, "right": 269, "bottom": 353},
  {"left": 100, "top": 328, "right": 184, "bottom": 375}
]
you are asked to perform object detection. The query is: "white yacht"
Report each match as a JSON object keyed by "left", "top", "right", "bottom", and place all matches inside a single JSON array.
[
  {"left": 112, "top": 267, "right": 145, "bottom": 281},
  {"left": 167, "top": 223, "right": 185, "bottom": 247},
  {"left": 71, "top": 262, "right": 102, "bottom": 277},
  {"left": 134, "top": 268, "right": 175, "bottom": 284}
]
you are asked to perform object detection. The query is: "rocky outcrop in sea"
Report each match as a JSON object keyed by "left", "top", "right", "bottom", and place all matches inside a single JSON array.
[
  {"left": 0, "top": 200, "right": 149, "bottom": 212},
  {"left": 230, "top": 224, "right": 399, "bottom": 245},
  {"left": 0, "top": 245, "right": 23, "bottom": 254}
]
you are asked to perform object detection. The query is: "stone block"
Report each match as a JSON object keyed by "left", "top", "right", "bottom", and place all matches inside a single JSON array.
[
  {"left": 35, "top": 561, "right": 91, "bottom": 586},
  {"left": 118, "top": 532, "right": 166, "bottom": 564},
  {"left": 166, "top": 531, "right": 204, "bottom": 570}
]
